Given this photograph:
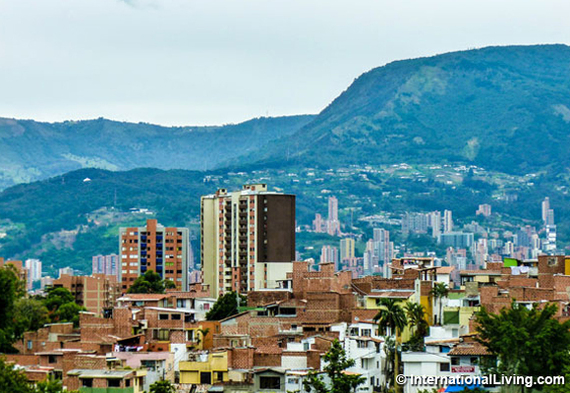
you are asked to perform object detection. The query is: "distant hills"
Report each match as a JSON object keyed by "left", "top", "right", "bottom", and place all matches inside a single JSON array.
[
  {"left": 250, "top": 45, "right": 570, "bottom": 175},
  {"left": 0, "top": 115, "right": 315, "bottom": 189},
  {"left": 2, "top": 44, "right": 570, "bottom": 273}
]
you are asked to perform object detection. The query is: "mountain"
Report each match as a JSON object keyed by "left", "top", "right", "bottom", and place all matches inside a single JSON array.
[
  {"left": 249, "top": 45, "right": 570, "bottom": 175},
  {"left": 0, "top": 115, "right": 315, "bottom": 189}
]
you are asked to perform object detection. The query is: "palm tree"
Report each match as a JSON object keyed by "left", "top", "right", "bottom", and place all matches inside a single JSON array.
[
  {"left": 374, "top": 298, "right": 407, "bottom": 392},
  {"left": 430, "top": 282, "right": 449, "bottom": 326},
  {"left": 404, "top": 302, "right": 428, "bottom": 337}
]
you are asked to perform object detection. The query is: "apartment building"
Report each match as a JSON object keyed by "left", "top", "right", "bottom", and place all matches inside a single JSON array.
[
  {"left": 119, "top": 219, "right": 190, "bottom": 292},
  {"left": 201, "top": 184, "right": 295, "bottom": 298}
]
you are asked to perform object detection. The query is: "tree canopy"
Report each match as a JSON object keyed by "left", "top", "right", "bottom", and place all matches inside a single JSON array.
[
  {"left": 127, "top": 270, "right": 170, "bottom": 294},
  {"left": 475, "top": 302, "right": 570, "bottom": 380},
  {"left": 303, "top": 339, "right": 365, "bottom": 393},
  {"left": 206, "top": 292, "right": 246, "bottom": 321},
  {"left": 149, "top": 380, "right": 176, "bottom": 393}
]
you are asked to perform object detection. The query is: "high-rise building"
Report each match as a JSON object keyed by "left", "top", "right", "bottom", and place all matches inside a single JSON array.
[
  {"left": 542, "top": 197, "right": 550, "bottom": 223},
  {"left": 443, "top": 210, "right": 453, "bottom": 233},
  {"left": 201, "top": 184, "right": 296, "bottom": 297},
  {"left": 92, "top": 254, "right": 119, "bottom": 276},
  {"left": 340, "top": 238, "right": 355, "bottom": 261},
  {"left": 401, "top": 212, "right": 429, "bottom": 235},
  {"left": 58, "top": 267, "right": 74, "bottom": 278},
  {"left": 546, "top": 209, "right": 555, "bottom": 226},
  {"left": 438, "top": 232, "right": 474, "bottom": 248},
  {"left": 476, "top": 204, "right": 492, "bottom": 217},
  {"left": 327, "top": 196, "right": 341, "bottom": 236},
  {"left": 429, "top": 211, "right": 442, "bottom": 238},
  {"left": 373, "top": 228, "right": 393, "bottom": 266},
  {"left": 25, "top": 259, "right": 42, "bottom": 290},
  {"left": 313, "top": 213, "right": 324, "bottom": 233},
  {"left": 320, "top": 245, "right": 339, "bottom": 265},
  {"left": 119, "top": 219, "right": 190, "bottom": 292}
]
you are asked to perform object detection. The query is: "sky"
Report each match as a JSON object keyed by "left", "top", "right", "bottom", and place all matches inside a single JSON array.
[{"left": 1, "top": 0, "right": 569, "bottom": 126}]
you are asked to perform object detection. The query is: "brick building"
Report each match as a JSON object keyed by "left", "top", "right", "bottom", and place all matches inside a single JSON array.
[
  {"left": 52, "top": 273, "right": 120, "bottom": 315},
  {"left": 201, "top": 184, "right": 296, "bottom": 298},
  {"left": 119, "top": 219, "right": 190, "bottom": 292}
]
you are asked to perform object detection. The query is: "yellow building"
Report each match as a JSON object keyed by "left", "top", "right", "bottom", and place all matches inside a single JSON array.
[{"left": 179, "top": 351, "right": 229, "bottom": 385}]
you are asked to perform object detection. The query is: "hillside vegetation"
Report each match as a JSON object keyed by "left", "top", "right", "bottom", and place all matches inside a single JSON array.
[
  {"left": 0, "top": 115, "right": 314, "bottom": 189},
  {"left": 249, "top": 45, "right": 570, "bottom": 175}
]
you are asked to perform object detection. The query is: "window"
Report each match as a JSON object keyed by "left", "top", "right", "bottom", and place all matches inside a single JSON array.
[
  {"left": 215, "top": 372, "right": 224, "bottom": 382},
  {"left": 440, "top": 346, "right": 450, "bottom": 353},
  {"left": 440, "top": 363, "right": 450, "bottom": 372},
  {"left": 260, "top": 376, "right": 281, "bottom": 389},
  {"left": 159, "top": 314, "right": 169, "bottom": 320},
  {"left": 361, "top": 329, "right": 371, "bottom": 337},
  {"left": 357, "top": 340, "right": 368, "bottom": 349},
  {"left": 27, "top": 340, "right": 33, "bottom": 350},
  {"left": 108, "top": 379, "right": 121, "bottom": 388},
  {"left": 82, "top": 379, "right": 93, "bottom": 388},
  {"left": 470, "top": 357, "right": 479, "bottom": 365},
  {"left": 48, "top": 355, "right": 57, "bottom": 364},
  {"left": 288, "top": 378, "right": 299, "bottom": 385},
  {"left": 171, "top": 314, "right": 181, "bottom": 320},
  {"left": 200, "top": 372, "right": 212, "bottom": 384},
  {"left": 153, "top": 329, "right": 170, "bottom": 340},
  {"left": 451, "top": 357, "right": 460, "bottom": 366}
]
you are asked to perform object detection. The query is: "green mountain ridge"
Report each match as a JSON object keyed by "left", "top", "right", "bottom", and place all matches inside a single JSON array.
[
  {"left": 0, "top": 115, "right": 315, "bottom": 189},
  {"left": 2, "top": 45, "right": 570, "bottom": 273},
  {"left": 246, "top": 44, "right": 570, "bottom": 175}
]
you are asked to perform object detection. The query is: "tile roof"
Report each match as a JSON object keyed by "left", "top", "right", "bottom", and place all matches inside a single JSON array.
[
  {"left": 436, "top": 266, "right": 456, "bottom": 274},
  {"left": 448, "top": 341, "right": 491, "bottom": 356}
]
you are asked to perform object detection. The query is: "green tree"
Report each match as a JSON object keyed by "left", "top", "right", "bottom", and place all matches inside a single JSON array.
[
  {"left": 127, "top": 270, "right": 167, "bottom": 294},
  {"left": 475, "top": 302, "right": 570, "bottom": 381},
  {"left": 149, "top": 379, "right": 176, "bottom": 393},
  {"left": 0, "top": 357, "right": 35, "bottom": 393},
  {"left": 43, "top": 288, "right": 74, "bottom": 312},
  {"left": 0, "top": 266, "right": 24, "bottom": 353},
  {"left": 54, "top": 302, "right": 85, "bottom": 327},
  {"left": 41, "top": 287, "right": 84, "bottom": 326},
  {"left": 404, "top": 302, "right": 428, "bottom": 352},
  {"left": 303, "top": 340, "right": 365, "bottom": 393},
  {"left": 34, "top": 375, "right": 79, "bottom": 393},
  {"left": 13, "top": 298, "right": 49, "bottom": 338},
  {"left": 430, "top": 282, "right": 449, "bottom": 325},
  {"left": 206, "top": 292, "right": 246, "bottom": 321},
  {"left": 374, "top": 298, "right": 407, "bottom": 391}
]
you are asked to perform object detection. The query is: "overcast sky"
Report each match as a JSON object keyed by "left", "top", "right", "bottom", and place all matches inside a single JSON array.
[{"left": 1, "top": 0, "right": 569, "bottom": 126}]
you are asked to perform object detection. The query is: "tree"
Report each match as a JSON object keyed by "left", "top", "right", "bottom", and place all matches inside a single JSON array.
[
  {"left": 206, "top": 292, "right": 246, "bottom": 321},
  {"left": 374, "top": 298, "right": 407, "bottom": 391},
  {"left": 43, "top": 288, "right": 74, "bottom": 312},
  {"left": 0, "top": 357, "right": 35, "bottom": 393},
  {"left": 13, "top": 298, "right": 49, "bottom": 338},
  {"left": 149, "top": 380, "right": 176, "bottom": 393},
  {"left": 0, "top": 266, "right": 25, "bottom": 353},
  {"left": 54, "top": 302, "right": 85, "bottom": 327},
  {"left": 404, "top": 302, "right": 428, "bottom": 337},
  {"left": 475, "top": 302, "right": 570, "bottom": 381},
  {"left": 127, "top": 270, "right": 167, "bottom": 294},
  {"left": 197, "top": 328, "right": 210, "bottom": 347},
  {"left": 34, "top": 375, "right": 79, "bottom": 393},
  {"left": 404, "top": 302, "right": 428, "bottom": 352},
  {"left": 41, "top": 287, "right": 84, "bottom": 326},
  {"left": 303, "top": 340, "right": 365, "bottom": 393},
  {"left": 430, "top": 282, "right": 449, "bottom": 325}
]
